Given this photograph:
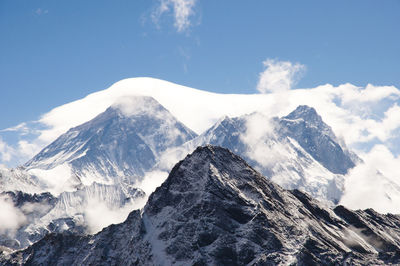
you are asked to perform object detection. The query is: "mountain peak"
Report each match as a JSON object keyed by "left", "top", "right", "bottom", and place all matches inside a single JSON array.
[
  {"left": 279, "top": 105, "right": 355, "bottom": 174},
  {"left": 145, "top": 144, "right": 282, "bottom": 217},
  {"left": 25, "top": 96, "right": 197, "bottom": 183},
  {"left": 110, "top": 95, "right": 166, "bottom": 117},
  {"left": 284, "top": 105, "right": 322, "bottom": 125}
]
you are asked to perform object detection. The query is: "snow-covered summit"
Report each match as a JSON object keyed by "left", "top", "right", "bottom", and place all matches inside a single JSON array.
[
  {"left": 284, "top": 105, "right": 322, "bottom": 123},
  {"left": 25, "top": 95, "right": 197, "bottom": 188},
  {"left": 158, "top": 107, "right": 356, "bottom": 204},
  {"left": 279, "top": 105, "right": 356, "bottom": 175}
]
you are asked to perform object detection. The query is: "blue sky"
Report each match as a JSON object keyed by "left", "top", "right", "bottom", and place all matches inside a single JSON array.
[{"left": 1, "top": 0, "right": 400, "bottom": 130}]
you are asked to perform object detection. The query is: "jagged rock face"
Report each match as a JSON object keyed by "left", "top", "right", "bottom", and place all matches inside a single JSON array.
[
  {"left": 279, "top": 105, "right": 355, "bottom": 175},
  {"left": 1, "top": 191, "right": 56, "bottom": 209},
  {"left": 24, "top": 96, "right": 197, "bottom": 184},
  {"left": 3, "top": 146, "right": 400, "bottom": 265}
]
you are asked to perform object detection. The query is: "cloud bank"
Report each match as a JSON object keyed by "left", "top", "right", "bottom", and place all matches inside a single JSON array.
[{"left": 1, "top": 77, "right": 399, "bottom": 165}]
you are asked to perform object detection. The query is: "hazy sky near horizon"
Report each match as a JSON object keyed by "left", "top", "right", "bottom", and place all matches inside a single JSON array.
[{"left": 1, "top": 0, "right": 400, "bottom": 130}]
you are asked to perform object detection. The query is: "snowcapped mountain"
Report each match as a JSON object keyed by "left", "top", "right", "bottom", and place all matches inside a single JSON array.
[
  {"left": 24, "top": 96, "right": 197, "bottom": 191},
  {"left": 0, "top": 96, "right": 196, "bottom": 250},
  {"left": 278, "top": 105, "right": 356, "bottom": 175},
  {"left": 3, "top": 146, "right": 399, "bottom": 265},
  {"left": 159, "top": 105, "right": 357, "bottom": 204},
  {"left": 1, "top": 77, "right": 399, "bottom": 264},
  {"left": 0, "top": 96, "right": 359, "bottom": 252}
]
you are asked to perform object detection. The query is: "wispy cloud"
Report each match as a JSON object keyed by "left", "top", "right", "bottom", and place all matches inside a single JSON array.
[
  {"left": 152, "top": 0, "right": 197, "bottom": 33},
  {"left": 34, "top": 8, "right": 49, "bottom": 16},
  {"left": 1, "top": 122, "right": 31, "bottom": 136},
  {"left": 240, "top": 113, "right": 283, "bottom": 169},
  {"left": 0, "top": 137, "right": 16, "bottom": 163},
  {"left": 0, "top": 132, "right": 42, "bottom": 166},
  {"left": 257, "top": 59, "right": 306, "bottom": 93}
]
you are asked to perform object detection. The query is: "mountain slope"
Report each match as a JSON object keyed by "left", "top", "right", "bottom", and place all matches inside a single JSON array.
[
  {"left": 24, "top": 96, "right": 197, "bottom": 189},
  {"left": 0, "top": 166, "right": 43, "bottom": 195},
  {"left": 279, "top": 105, "right": 356, "bottom": 175},
  {"left": 159, "top": 106, "right": 356, "bottom": 204},
  {"left": 0, "top": 104, "right": 355, "bottom": 251},
  {"left": 3, "top": 146, "right": 399, "bottom": 265}
]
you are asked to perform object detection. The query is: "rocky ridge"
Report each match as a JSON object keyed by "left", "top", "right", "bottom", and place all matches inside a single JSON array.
[{"left": 2, "top": 146, "right": 399, "bottom": 265}]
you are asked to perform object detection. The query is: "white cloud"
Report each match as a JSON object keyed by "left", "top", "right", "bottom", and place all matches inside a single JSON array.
[
  {"left": 256, "top": 59, "right": 306, "bottom": 93},
  {"left": 113, "top": 95, "right": 161, "bottom": 117},
  {"left": 379, "top": 104, "right": 400, "bottom": 140},
  {"left": 20, "top": 201, "right": 52, "bottom": 216},
  {"left": 339, "top": 84, "right": 400, "bottom": 106},
  {"left": 152, "top": 0, "right": 197, "bottom": 33},
  {"left": 340, "top": 145, "right": 400, "bottom": 214},
  {"left": 134, "top": 170, "right": 169, "bottom": 195},
  {"left": 1, "top": 122, "right": 30, "bottom": 135},
  {"left": 0, "top": 123, "right": 42, "bottom": 165},
  {"left": 27, "top": 164, "right": 75, "bottom": 196},
  {"left": 0, "top": 137, "right": 16, "bottom": 163},
  {"left": 0, "top": 139, "right": 42, "bottom": 167},
  {"left": 240, "top": 113, "right": 284, "bottom": 168},
  {"left": 84, "top": 196, "right": 147, "bottom": 234},
  {"left": 0, "top": 195, "right": 26, "bottom": 236},
  {"left": 17, "top": 140, "right": 41, "bottom": 158}
]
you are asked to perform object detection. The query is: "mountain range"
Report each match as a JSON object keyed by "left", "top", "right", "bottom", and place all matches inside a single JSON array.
[
  {"left": 2, "top": 146, "right": 399, "bottom": 265},
  {"left": 0, "top": 94, "right": 368, "bottom": 250},
  {"left": 0, "top": 83, "right": 399, "bottom": 264}
]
